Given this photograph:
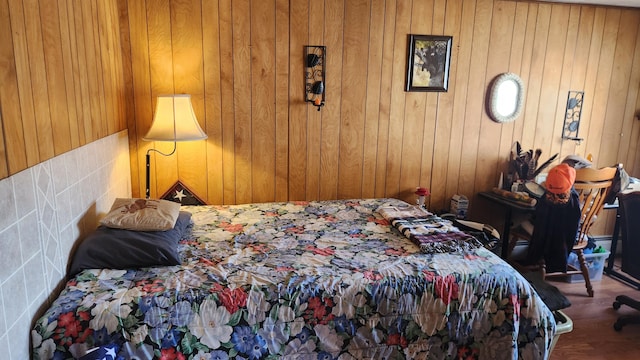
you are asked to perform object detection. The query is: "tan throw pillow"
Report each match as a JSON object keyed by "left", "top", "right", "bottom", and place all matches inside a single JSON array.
[{"left": 100, "top": 198, "right": 181, "bottom": 231}]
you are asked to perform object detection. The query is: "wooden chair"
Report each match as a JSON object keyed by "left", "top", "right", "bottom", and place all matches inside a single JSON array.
[{"left": 542, "top": 166, "right": 617, "bottom": 297}]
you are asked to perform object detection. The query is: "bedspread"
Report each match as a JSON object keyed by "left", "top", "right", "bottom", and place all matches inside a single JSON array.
[{"left": 32, "top": 198, "right": 555, "bottom": 360}]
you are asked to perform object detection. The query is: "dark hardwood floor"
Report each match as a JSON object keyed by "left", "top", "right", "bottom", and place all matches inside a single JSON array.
[{"left": 549, "top": 257, "right": 640, "bottom": 360}]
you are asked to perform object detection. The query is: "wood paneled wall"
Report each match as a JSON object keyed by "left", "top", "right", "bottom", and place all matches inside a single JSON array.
[
  {"left": 123, "top": 0, "right": 640, "bottom": 217},
  {"left": 2, "top": 0, "right": 639, "bottom": 232},
  {"left": 0, "top": 0, "right": 128, "bottom": 177}
]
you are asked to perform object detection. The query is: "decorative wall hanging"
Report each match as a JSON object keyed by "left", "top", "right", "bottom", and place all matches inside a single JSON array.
[
  {"left": 305, "top": 45, "right": 326, "bottom": 110},
  {"left": 562, "top": 91, "right": 584, "bottom": 142},
  {"left": 405, "top": 35, "right": 452, "bottom": 92},
  {"left": 487, "top": 73, "right": 525, "bottom": 123}
]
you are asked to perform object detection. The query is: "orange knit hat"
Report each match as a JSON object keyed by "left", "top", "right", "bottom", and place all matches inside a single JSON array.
[{"left": 545, "top": 163, "right": 576, "bottom": 195}]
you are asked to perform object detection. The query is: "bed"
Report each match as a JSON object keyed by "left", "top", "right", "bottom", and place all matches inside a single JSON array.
[{"left": 31, "top": 198, "right": 556, "bottom": 359}]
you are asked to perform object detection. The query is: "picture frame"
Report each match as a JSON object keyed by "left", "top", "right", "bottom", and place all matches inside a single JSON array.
[{"left": 405, "top": 35, "right": 452, "bottom": 92}]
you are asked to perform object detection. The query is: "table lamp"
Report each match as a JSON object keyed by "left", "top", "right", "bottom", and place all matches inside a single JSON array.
[{"left": 143, "top": 94, "right": 207, "bottom": 199}]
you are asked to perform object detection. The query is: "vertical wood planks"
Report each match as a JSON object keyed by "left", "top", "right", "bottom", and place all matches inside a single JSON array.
[
  {"left": 575, "top": 7, "right": 604, "bottom": 162},
  {"left": 319, "top": 0, "right": 344, "bottom": 201},
  {"left": 458, "top": 0, "right": 492, "bottom": 199},
  {"left": 170, "top": 0, "right": 207, "bottom": 200},
  {"left": 24, "top": 0, "right": 55, "bottom": 159},
  {"left": 6, "top": 0, "right": 38, "bottom": 168},
  {"left": 287, "top": 0, "right": 308, "bottom": 200},
  {"left": 251, "top": 0, "right": 277, "bottom": 203},
  {"left": 384, "top": 0, "right": 412, "bottom": 198},
  {"left": 117, "top": 0, "right": 139, "bottom": 195},
  {"left": 96, "top": 0, "right": 117, "bottom": 136},
  {"left": 305, "top": 0, "right": 324, "bottom": 201},
  {"left": 602, "top": 10, "right": 639, "bottom": 166},
  {"left": 361, "top": 0, "right": 386, "bottom": 199},
  {"left": 70, "top": 0, "right": 90, "bottom": 146},
  {"left": 89, "top": 0, "right": 108, "bottom": 139},
  {"left": 429, "top": 0, "right": 461, "bottom": 211},
  {"left": 1, "top": 0, "right": 639, "bottom": 240},
  {"left": 0, "top": 0, "right": 128, "bottom": 179},
  {"left": 533, "top": 4, "right": 570, "bottom": 161},
  {"left": 557, "top": 5, "right": 583, "bottom": 161},
  {"left": 202, "top": 0, "right": 224, "bottom": 205},
  {"left": 496, "top": 2, "right": 526, "bottom": 180},
  {"left": 0, "top": 0, "right": 24, "bottom": 175},
  {"left": 231, "top": 0, "right": 252, "bottom": 204},
  {"left": 127, "top": 0, "right": 154, "bottom": 198},
  {"left": 57, "top": 0, "right": 80, "bottom": 149},
  {"left": 147, "top": 0, "right": 178, "bottom": 198},
  {"left": 219, "top": 0, "right": 236, "bottom": 204},
  {"left": 80, "top": 0, "right": 102, "bottom": 142},
  {"left": 585, "top": 9, "right": 620, "bottom": 166},
  {"left": 401, "top": 0, "right": 432, "bottom": 205},
  {"left": 274, "top": 0, "right": 289, "bottom": 201},
  {"left": 475, "top": 0, "right": 511, "bottom": 195},
  {"left": 40, "top": 0, "right": 72, "bottom": 155},
  {"left": 373, "top": 0, "right": 397, "bottom": 199},
  {"left": 445, "top": 0, "right": 476, "bottom": 201},
  {"left": 337, "top": 0, "right": 370, "bottom": 199}
]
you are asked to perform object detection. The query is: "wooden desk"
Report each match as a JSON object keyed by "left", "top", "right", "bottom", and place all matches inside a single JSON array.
[{"left": 478, "top": 191, "right": 536, "bottom": 258}]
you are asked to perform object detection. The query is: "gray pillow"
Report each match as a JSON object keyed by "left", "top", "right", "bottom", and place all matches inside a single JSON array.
[{"left": 69, "top": 211, "right": 192, "bottom": 275}]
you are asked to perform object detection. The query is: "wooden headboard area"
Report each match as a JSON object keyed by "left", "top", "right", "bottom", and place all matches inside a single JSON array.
[{"left": 1, "top": 1, "right": 640, "bottom": 223}]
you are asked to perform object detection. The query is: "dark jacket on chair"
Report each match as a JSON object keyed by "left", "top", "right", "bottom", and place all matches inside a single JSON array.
[{"left": 526, "top": 189, "right": 581, "bottom": 273}]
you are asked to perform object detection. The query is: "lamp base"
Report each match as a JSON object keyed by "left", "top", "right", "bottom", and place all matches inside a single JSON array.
[{"left": 160, "top": 181, "right": 207, "bottom": 205}]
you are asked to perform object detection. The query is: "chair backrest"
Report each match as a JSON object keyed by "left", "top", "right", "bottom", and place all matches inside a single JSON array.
[
  {"left": 619, "top": 191, "right": 640, "bottom": 278},
  {"left": 573, "top": 166, "right": 618, "bottom": 240}
]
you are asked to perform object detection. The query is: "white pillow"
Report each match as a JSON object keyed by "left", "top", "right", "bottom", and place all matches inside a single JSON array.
[{"left": 100, "top": 198, "right": 181, "bottom": 231}]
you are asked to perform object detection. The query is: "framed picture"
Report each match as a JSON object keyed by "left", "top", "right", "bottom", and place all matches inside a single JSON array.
[{"left": 405, "top": 35, "right": 452, "bottom": 92}]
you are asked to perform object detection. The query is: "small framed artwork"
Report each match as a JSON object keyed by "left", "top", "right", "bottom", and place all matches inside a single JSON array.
[{"left": 405, "top": 35, "right": 452, "bottom": 92}]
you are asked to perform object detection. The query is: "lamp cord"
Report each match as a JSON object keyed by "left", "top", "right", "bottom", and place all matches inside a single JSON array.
[
  {"left": 146, "top": 142, "right": 177, "bottom": 199},
  {"left": 146, "top": 141, "right": 177, "bottom": 157}
]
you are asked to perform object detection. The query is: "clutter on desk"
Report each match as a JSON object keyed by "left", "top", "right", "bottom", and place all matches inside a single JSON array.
[
  {"left": 492, "top": 187, "right": 537, "bottom": 206},
  {"left": 507, "top": 141, "right": 558, "bottom": 189},
  {"left": 523, "top": 180, "right": 545, "bottom": 198},
  {"left": 561, "top": 154, "right": 592, "bottom": 169}
]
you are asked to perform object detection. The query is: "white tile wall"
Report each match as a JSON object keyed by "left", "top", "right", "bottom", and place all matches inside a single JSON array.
[{"left": 0, "top": 131, "right": 131, "bottom": 360}]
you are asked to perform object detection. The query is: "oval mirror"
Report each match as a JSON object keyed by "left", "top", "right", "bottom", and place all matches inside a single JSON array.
[{"left": 487, "top": 73, "right": 525, "bottom": 123}]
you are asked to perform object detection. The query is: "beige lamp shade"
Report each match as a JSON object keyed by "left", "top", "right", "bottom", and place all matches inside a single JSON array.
[{"left": 143, "top": 94, "right": 207, "bottom": 141}]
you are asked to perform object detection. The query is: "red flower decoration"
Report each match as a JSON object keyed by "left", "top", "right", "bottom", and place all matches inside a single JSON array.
[
  {"left": 160, "top": 348, "right": 185, "bottom": 360},
  {"left": 306, "top": 245, "right": 335, "bottom": 256},
  {"left": 58, "top": 312, "right": 76, "bottom": 328},
  {"left": 136, "top": 279, "right": 165, "bottom": 293},
  {"left": 386, "top": 333, "right": 408, "bottom": 348},
  {"left": 219, "top": 288, "right": 248, "bottom": 314},
  {"left": 434, "top": 274, "right": 459, "bottom": 305},
  {"left": 220, "top": 222, "right": 243, "bottom": 233}
]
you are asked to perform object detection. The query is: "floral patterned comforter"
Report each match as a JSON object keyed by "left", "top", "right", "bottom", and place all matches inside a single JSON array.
[{"left": 32, "top": 198, "right": 555, "bottom": 360}]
